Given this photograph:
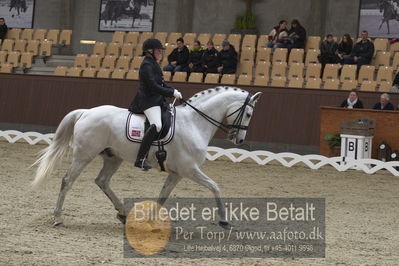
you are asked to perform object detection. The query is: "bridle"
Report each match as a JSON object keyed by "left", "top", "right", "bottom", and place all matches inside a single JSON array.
[{"left": 180, "top": 93, "right": 254, "bottom": 136}]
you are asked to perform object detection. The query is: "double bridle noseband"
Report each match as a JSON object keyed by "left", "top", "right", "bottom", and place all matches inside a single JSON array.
[{"left": 180, "top": 93, "right": 253, "bottom": 135}]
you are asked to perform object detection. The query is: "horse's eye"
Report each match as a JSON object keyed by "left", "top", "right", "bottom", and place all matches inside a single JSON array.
[{"left": 246, "top": 113, "right": 251, "bottom": 118}]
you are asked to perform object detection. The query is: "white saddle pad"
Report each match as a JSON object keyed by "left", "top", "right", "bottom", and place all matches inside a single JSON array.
[{"left": 125, "top": 107, "right": 176, "bottom": 145}]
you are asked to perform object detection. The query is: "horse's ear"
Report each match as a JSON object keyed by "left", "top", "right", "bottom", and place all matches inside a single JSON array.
[{"left": 250, "top": 92, "right": 263, "bottom": 104}]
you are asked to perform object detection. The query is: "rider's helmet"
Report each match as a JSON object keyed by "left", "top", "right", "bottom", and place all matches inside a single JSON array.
[{"left": 142, "top": 38, "right": 165, "bottom": 56}]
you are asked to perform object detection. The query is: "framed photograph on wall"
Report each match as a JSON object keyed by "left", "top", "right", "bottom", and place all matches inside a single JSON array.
[
  {"left": 99, "top": 0, "right": 156, "bottom": 32},
  {"left": 0, "top": 0, "right": 35, "bottom": 28},
  {"left": 358, "top": 0, "right": 399, "bottom": 37}
]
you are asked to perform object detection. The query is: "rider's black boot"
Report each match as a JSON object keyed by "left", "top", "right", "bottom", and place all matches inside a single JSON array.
[{"left": 134, "top": 124, "right": 157, "bottom": 171}]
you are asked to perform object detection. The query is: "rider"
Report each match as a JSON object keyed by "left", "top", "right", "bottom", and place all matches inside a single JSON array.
[{"left": 129, "top": 38, "right": 183, "bottom": 171}]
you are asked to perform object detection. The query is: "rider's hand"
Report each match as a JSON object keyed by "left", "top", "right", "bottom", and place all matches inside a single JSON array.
[{"left": 173, "top": 89, "right": 182, "bottom": 99}]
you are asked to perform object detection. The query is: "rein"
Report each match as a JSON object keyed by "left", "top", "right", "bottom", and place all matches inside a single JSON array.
[{"left": 180, "top": 93, "right": 253, "bottom": 134}]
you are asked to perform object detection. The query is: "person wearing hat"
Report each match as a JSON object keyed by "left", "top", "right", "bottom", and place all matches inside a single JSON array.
[
  {"left": 217, "top": 40, "right": 237, "bottom": 74},
  {"left": 163, "top": 37, "right": 190, "bottom": 73},
  {"left": 129, "top": 38, "right": 183, "bottom": 170}
]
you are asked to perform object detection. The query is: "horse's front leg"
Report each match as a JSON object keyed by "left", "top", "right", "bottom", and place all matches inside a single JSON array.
[
  {"left": 387, "top": 20, "right": 391, "bottom": 34},
  {"left": 185, "top": 167, "right": 229, "bottom": 229},
  {"left": 157, "top": 173, "right": 183, "bottom": 206}
]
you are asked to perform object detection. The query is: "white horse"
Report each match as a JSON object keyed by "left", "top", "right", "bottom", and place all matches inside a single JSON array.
[{"left": 32, "top": 87, "right": 262, "bottom": 228}]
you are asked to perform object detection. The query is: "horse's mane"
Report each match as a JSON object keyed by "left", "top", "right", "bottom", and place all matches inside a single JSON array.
[{"left": 184, "top": 86, "right": 248, "bottom": 106}]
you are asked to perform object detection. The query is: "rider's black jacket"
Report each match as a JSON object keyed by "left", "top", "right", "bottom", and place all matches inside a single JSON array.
[{"left": 129, "top": 56, "right": 174, "bottom": 114}]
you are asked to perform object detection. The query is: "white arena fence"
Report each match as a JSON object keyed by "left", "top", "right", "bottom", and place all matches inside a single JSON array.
[{"left": 1, "top": 130, "right": 399, "bottom": 177}]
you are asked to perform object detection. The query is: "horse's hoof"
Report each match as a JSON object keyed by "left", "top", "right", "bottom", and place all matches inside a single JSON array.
[
  {"left": 117, "top": 214, "right": 126, "bottom": 224},
  {"left": 53, "top": 221, "right": 64, "bottom": 227},
  {"left": 219, "top": 221, "right": 231, "bottom": 230}
]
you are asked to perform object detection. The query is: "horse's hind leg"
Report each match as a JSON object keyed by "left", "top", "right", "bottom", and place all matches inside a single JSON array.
[
  {"left": 379, "top": 20, "right": 384, "bottom": 30},
  {"left": 185, "top": 168, "right": 229, "bottom": 229},
  {"left": 157, "top": 173, "right": 183, "bottom": 206},
  {"left": 95, "top": 151, "right": 124, "bottom": 223},
  {"left": 53, "top": 156, "right": 92, "bottom": 226}
]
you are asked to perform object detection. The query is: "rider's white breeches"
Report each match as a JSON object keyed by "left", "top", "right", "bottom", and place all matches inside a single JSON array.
[{"left": 144, "top": 106, "right": 162, "bottom": 132}]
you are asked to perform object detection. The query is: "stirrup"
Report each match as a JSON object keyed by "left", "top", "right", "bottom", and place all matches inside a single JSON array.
[{"left": 135, "top": 159, "right": 152, "bottom": 171}]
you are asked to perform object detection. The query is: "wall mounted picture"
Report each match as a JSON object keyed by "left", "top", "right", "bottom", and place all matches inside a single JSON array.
[
  {"left": 99, "top": 0, "right": 155, "bottom": 32},
  {"left": 359, "top": 0, "right": 399, "bottom": 37},
  {"left": 0, "top": 0, "right": 35, "bottom": 28}
]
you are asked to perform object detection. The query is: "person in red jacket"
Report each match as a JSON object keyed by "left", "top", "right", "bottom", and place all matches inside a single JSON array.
[{"left": 266, "top": 20, "right": 288, "bottom": 49}]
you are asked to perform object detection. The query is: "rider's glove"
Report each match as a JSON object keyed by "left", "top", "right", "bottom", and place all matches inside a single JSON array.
[{"left": 173, "top": 89, "right": 182, "bottom": 99}]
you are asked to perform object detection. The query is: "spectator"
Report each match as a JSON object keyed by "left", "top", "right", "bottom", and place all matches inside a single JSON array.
[
  {"left": 163, "top": 38, "right": 189, "bottom": 73},
  {"left": 343, "top": 31, "right": 374, "bottom": 67},
  {"left": 286, "top": 19, "right": 307, "bottom": 49},
  {"left": 337, "top": 34, "right": 353, "bottom": 64},
  {"left": 318, "top": 34, "right": 339, "bottom": 65},
  {"left": 0, "top": 18, "right": 8, "bottom": 41},
  {"left": 188, "top": 40, "right": 204, "bottom": 73},
  {"left": 390, "top": 72, "right": 399, "bottom": 93},
  {"left": 373, "top": 93, "right": 394, "bottom": 110},
  {"left": 340, "top": 90, "right": 364, "bottom": 109},
  {"left": 267, "top": 20, "right": 288, "bottom": 49},
  {"left": 202, "top": 40, "right": 219, "bottom": 74},
  {"left": 217, "top": 40, "right": 237, "bottom": 74}
]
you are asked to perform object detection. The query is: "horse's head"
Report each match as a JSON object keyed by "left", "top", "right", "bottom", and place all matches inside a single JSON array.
[{"left": 226, "top": 92, "right": 262, "bottom": 145}]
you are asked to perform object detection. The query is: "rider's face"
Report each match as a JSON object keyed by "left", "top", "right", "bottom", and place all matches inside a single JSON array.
[
  {"left": 0, "top": 20, "right": 4, "bottom": 25},
  {"left": 153, "top": 49, "right": 163, "bottom": 61}
]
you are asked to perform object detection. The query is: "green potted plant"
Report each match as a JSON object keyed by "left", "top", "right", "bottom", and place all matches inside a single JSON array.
[
  {"left": 323, "top": 133, "right": 341, "bottom": 157},
  {"left": 231, "top": 0, "right": 259, "bottom": 35}
]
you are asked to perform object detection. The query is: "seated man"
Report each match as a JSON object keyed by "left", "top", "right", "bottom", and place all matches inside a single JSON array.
[
  {"left": 343, "top": 31, "right": 374, "bottom": 68},
  {"left": 340, "top": 90, "right": 364, "bottom": 109},
  {"left": 373, "top": 93, "right": 394, "bottom": 110},
  {"left": 318, "top": 34, "right": 339, "bottom": 65},
  {"left": 188, "top": 40, "right": 205, "bottom": 73},
  {"left": 217, "top": 40, "right": 237, "bottom": 74},
  {"left": 163, "top": 38, "right": 189, "bottom": 73}
]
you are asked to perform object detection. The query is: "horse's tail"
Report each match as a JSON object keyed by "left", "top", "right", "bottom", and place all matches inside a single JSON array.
[{"left": 31, "top": 109, "right": 86, "bottom": 189}]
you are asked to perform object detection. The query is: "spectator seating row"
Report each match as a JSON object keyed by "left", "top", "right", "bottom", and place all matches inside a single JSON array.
[
  {"left": 54, "top": 59, "right": 393, "bottom": 92},
  {"left": 111, "top": 31, "right": 253, "bottom": 52},
  {"left": 111, "top": 31, "right": 399, "bottom": 54},
  {"left": 73, "top": 54, "right": 144, "bottom": 70},
  {"left": 54, "top": 66, "right": 141, "bottom": 79},
  {"left": 161, "top": 63, "right": 392, "bottom": 92},
  {"left": 0, "top": 51, "right": 34, "bottom": 71},
  {"left": 4, "top": 28, "right": 72, "bottom": 46},
  {"left": 93, "top": 41, "right": 394, "bottom": 73},
  {"left": 1, "top": 39, "right": 53, "bottom": 57}
]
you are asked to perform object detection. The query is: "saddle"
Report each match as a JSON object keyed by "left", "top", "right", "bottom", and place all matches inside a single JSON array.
[{"left": 126, "top": 104, "right": 176, "bottom": 145}]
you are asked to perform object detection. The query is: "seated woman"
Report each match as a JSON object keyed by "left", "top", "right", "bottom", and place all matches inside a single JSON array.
[
  {"left": 286, "top": 19, "right": 307, "bottom": 50},
  {"left": 267, "top": 20, "right": 288, "bottom": 49},
  {"left": 202, "top": 40, "right": 219, "bottom": 74},
  {"left": 340, "top": 90, "right": 364, "bottom": 109},
  {"left": 337, "top": 33, "right": 353, "bottom": 64}
]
